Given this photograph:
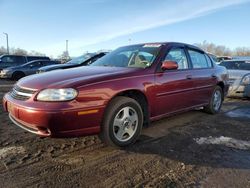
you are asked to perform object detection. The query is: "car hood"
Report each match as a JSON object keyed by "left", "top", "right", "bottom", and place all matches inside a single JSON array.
[
  {"left": 17, "top": 66, "right": 141, "bottom": 90},
  {"left": 39, "top": 63, "right": 75, "bottom": 71},
  {"left": 228, "top": 70, "right": 250, "bottom": 79}
]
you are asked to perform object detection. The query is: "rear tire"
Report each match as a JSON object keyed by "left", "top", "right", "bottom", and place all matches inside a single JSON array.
[
  {"left": 12, "top": 72, "right": 25, "bottom": 80},
  {"left": 204, "top": 86, "right": 223, "bottom": 114},
  {"left": 100, "top": 96, "right": 143, "bottom": 147}
]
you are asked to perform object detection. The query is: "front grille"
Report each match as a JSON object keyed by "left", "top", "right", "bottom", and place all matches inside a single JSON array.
[{"left": 10, "top": 85, "right": 36, "bottom": 101}]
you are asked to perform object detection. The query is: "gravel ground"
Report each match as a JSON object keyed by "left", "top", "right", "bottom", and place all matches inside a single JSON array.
[{"left": 0, "top": 79, "right": 250, "bottom": 188}]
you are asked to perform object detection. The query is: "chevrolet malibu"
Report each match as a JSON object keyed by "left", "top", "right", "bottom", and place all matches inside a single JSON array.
[{"left": 3, "top": 42, "right": 229, "bottom": 147}]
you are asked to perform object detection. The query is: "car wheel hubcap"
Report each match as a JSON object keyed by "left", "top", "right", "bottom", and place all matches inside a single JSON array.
[
  {"left": 113, "top": 106, "right": 138, "bottom": 142},
  {"left": 213, "top": 90, "right": 222, "bottom": 111}
]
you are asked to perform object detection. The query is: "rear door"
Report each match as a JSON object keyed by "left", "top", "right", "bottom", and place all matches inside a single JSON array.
[
  {"left": 187, "top": 49, "right": 216, "bottom": 105},
  {"left": 154, "top": 46, "right": 195, "bottom": 117}
]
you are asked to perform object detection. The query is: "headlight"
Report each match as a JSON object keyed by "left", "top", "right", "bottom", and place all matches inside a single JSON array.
[
  {"left": 1, "top": 69, "right": 11, "bottom": 74},
  {"left": 241, "top": 75, "right": 250, "bottom": 85},
  {"left": 37, "top": 88, "right": 78, "bottom": 101}
]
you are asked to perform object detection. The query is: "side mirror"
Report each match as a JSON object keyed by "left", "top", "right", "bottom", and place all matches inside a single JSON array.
[{"left": 161, "top": 60, "right": 178, "bottom": 70}]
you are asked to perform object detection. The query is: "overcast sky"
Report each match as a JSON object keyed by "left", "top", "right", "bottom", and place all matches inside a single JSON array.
[{"left": 1, "top": 0, "right": 250, "bottom": 57}]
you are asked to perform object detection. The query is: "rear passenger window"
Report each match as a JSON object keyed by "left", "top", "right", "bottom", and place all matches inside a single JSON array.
[
  {"left": 15, "top": 56, "right": 26, "bottom": 64},
  {"left": 188, "top": 50, "right": 211, "bottom": 69},
  {"left": 164, "top": 48, "right": 189, "bottom": 70}
]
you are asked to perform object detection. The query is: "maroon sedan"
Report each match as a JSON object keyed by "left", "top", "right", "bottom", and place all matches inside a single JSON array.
[{"left": 3, "top": 42, "right": 229, "bottom": 147}]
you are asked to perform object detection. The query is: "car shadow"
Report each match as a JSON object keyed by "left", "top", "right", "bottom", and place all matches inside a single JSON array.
[{"left": 125, "top": 112, "right": 250, "bottom": 170}]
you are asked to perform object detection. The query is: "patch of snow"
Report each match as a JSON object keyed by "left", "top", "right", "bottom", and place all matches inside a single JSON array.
[
  {"left": 0, "top": 146, "right": 25, "bottom": 159},
  {"left": 194, "top": 136, "right": 250, "bottom": 150}
]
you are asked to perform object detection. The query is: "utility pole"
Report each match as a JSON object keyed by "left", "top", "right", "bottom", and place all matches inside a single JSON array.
[
  {"left": 66, "top": 40, "right": 69, "bottom": 58},
  {"left": 3, "top": 32, "right": 9, "bottom": 54}
]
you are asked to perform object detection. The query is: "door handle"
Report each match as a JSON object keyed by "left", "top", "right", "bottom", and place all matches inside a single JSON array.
[
  {"left": 211, "top": 73, "right": 217, "bottom": 78},
  {"left": 186, "top": 75, "right": 192, "bottom": 80}
]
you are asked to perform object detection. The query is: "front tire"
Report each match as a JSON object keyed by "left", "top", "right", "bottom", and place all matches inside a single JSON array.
[
  {"left": 204, "top": 86, "right": 223, "bottom": 114},
  {"left": 100, "top": 96, "right": 143, "bottom": 147},
  {"left": 12, "top": 71, "right": 25, "bottom": 80}
]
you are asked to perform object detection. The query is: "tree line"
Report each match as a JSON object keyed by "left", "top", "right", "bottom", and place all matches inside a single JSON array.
[
  {"left": 195, "top": 41, "right": 250, "bottom": 56},
  {"left": 1, "top": 41, "right": 250, "bottom": 57},
  {"left": 0, "top": 46, "right": 45, "bottom": 56}
]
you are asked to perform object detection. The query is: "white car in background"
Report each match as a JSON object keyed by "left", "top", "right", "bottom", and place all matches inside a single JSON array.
[{"left": 220, "top": 60, "right": 250, "bottom": 98}]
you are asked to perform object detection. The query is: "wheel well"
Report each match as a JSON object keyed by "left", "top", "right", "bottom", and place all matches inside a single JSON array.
[
  {"left": 12, "top": 71, "right": 25, "bottom": 80},
  {"left": 115, "top": 90, "right": 150, "bottom": 126}
]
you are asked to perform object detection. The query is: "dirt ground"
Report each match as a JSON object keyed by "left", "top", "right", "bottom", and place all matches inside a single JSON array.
[{"left": 0, "top": 80, "right": 250, "bottom": 188}]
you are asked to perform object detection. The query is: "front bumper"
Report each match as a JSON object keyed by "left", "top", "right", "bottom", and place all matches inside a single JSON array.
[
  {"left": 228, "top": 84, "right": 250, "bottom": 98},
  {"left": 3, "top": 93, "right": 105, "bottom": 137}
]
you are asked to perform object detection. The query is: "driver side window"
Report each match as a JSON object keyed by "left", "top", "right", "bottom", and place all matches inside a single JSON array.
[{"left": 164, "top": 48, "right": 189, "bottom": 70}]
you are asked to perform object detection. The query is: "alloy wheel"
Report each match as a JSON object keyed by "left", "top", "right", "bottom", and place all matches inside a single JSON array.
[{"left": 113, "top": 106, "right": 138, "bottom": 142}]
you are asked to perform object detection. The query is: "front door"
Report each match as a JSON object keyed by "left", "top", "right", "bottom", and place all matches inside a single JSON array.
[{"left": 154, "top": 47, "right": 194, "bottom": 117}]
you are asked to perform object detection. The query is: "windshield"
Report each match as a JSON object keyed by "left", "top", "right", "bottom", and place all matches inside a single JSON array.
[
  {"left": 67, "top": 53, "right": 96, "bottom": 64},
  {"left": 220, "top": 61, "right": 250, "bottom": 70},
  {"left": 90, "top": 44, "right": 161, "bottom": 68}
]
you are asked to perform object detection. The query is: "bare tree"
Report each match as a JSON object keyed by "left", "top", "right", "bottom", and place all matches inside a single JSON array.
[
  {"left": 234, "top": 47, "right": 250, "bottom": 56},
  {"left": 57, "top": 51, "right": 70, "bottom": 63},
  {"left": 195, "top": 41, "right": 232, "bottom": 56},
  {"left": 0, "top": 46, "right": 47, "bottom": 56},
  {"left": 29, "top": 50, "right": 46, "bottom": 56},
  {"left": 11, "top": 48, "right": 28, "bottom": 55},
  {"left": 0, "top": 46, "right": 7, "bottom": 55}
]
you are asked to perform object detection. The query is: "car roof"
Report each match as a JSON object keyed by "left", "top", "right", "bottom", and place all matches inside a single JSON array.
[
  {"left": 123, "top": 42, "right": 204, "bottom": 52},
  {"left": 0, "top": 54, "right": 25, "bottom": 57},
  {"left": 28, "top": 59, "right": 53, "bottom": 63}
]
